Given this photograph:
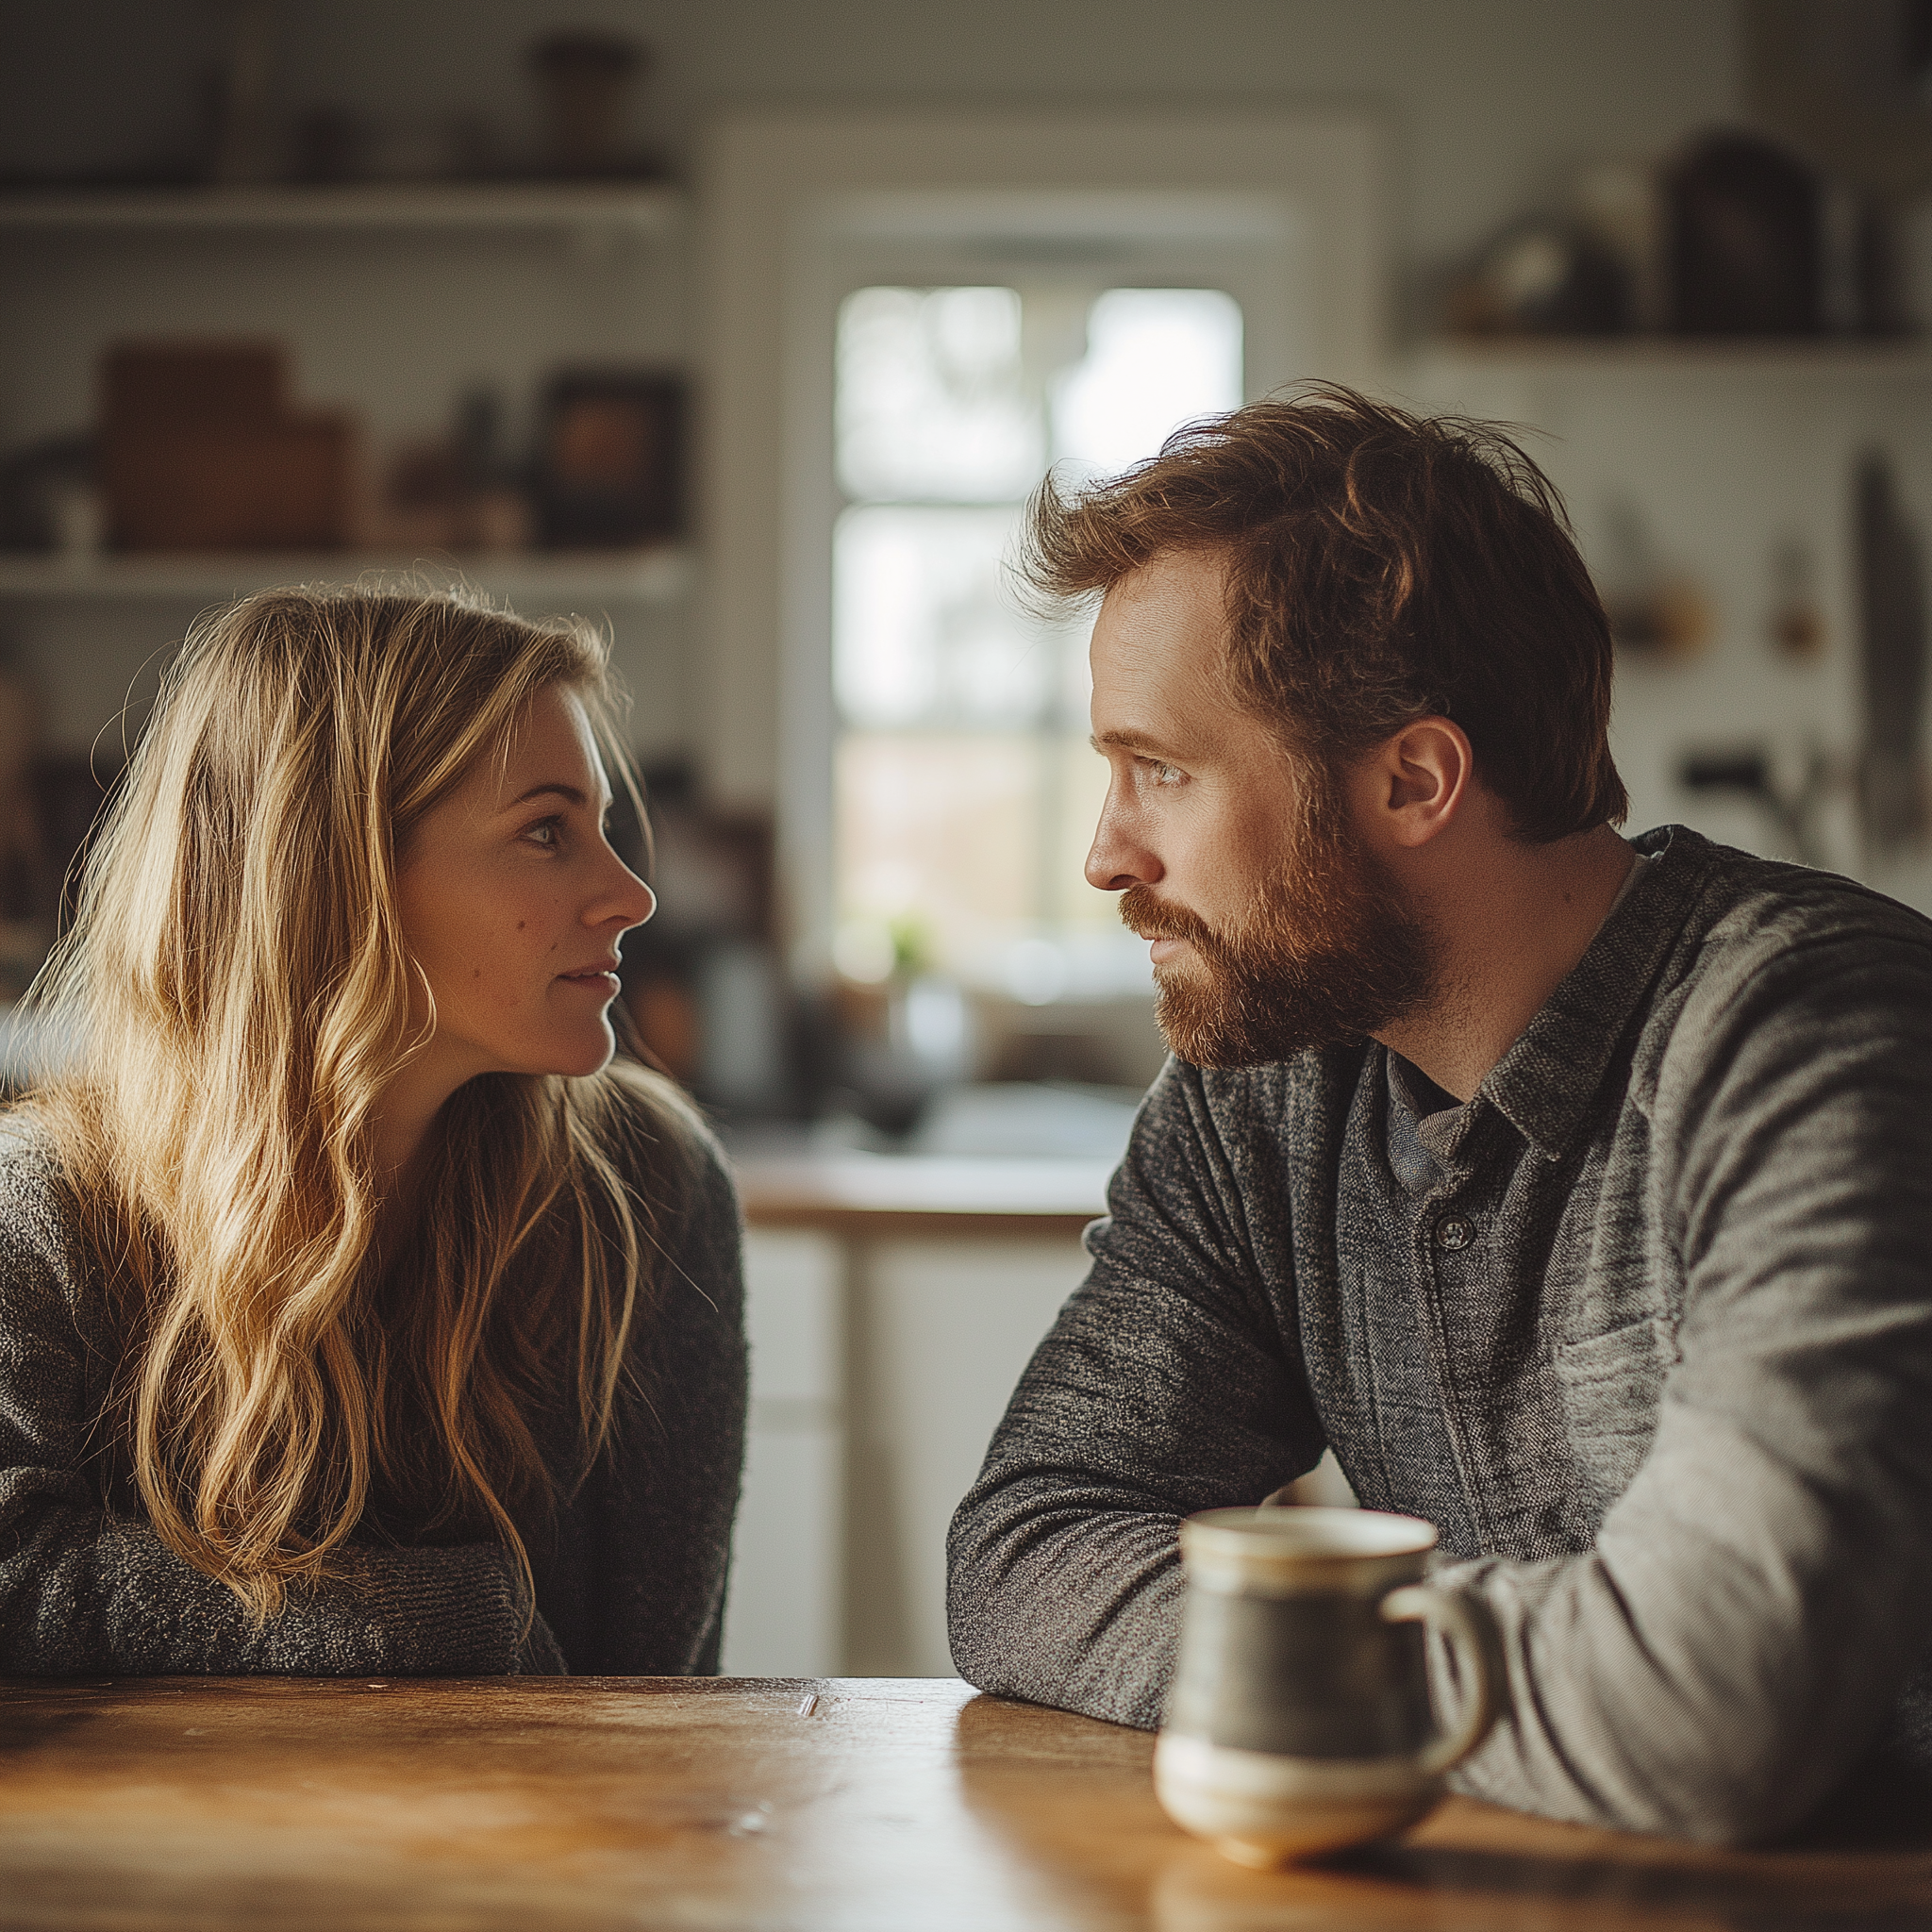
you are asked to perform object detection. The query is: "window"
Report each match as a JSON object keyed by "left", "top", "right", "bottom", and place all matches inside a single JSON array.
[{"left": 830, "top": 284, "right": 1242, "bottom": 1001}]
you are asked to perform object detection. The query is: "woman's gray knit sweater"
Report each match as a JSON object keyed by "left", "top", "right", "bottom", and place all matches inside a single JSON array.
[{"left": 0, "top": 1107, "right": 746, "bottom": 1677}]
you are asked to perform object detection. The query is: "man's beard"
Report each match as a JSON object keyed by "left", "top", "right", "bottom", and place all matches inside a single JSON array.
[{"left": 1122, "top": 791, "right": 1437, "bottom": 1069}]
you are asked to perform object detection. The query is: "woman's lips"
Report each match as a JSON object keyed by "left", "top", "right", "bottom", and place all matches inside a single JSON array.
[{"left": 558, "top": 970, "right": 623, "bottom": 993}]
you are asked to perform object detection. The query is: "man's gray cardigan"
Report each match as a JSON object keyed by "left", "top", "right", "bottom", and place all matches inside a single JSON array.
[
  {"left": 947, "top": 826, "right": 1932, "bottom": 1844},
  {"left": 0, "top": 1106, "right": 746, "bottom": 1676}
]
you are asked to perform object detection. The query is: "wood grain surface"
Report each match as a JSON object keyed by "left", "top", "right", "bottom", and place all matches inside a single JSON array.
[
  {"left": 2, "top": 1674, "right": 1930, "bottom": 1930},
  {"left": 736, "top": 1152, "right": 1108, "bottom": 1239}
]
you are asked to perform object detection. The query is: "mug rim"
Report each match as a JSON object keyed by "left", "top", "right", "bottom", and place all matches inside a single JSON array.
[{"left": 1182, "top": 1505, "right": 1439, "bottom": 1563}]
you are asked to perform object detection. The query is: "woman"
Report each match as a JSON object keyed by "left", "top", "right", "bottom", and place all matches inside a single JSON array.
[{"left": 0, "top": 587, "right": 745, "bottom": 1674}]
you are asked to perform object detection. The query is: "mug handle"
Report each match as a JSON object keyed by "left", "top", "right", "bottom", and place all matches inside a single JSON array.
[{"left": 1379, "top": 1584, "right": 1502, "bottom": 1776}]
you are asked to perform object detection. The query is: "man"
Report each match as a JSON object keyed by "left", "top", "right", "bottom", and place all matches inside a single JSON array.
[{"left": 945, "top": 386, "right": 1932, "bottom": 1844}]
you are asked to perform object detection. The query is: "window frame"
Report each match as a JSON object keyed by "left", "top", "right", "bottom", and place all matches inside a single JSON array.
[{"left": 699, "top": 110, "right": 1388, "bottom": 984}]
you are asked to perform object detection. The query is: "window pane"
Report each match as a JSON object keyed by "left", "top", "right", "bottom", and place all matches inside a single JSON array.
[
  {"left": 834, "top": 505, "right": 1056, "bottom": 729},
  {"left": 1052, "top": 288, "right": 1244, "bottom": 479},
  {"left": 837, "top": 731, "right": 1041, "bottom": 967},
  {"left": 829, "top": 281, "right": 1242, "bottom": 988},
  {"left": 837, "top": 286, "right": 1041, "bottom": 503}
]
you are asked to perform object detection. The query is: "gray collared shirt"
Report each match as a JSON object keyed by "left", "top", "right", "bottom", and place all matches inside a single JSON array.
[{"left": 947, "top": 825, "right": 1932, "bottom": 1842}]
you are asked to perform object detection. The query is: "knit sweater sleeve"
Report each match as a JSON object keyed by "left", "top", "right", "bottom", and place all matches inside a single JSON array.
[
  {"left": 0, "top": 1132, "right": 540, "bottom": 1677},
  {"left": 562, "top": 1105, "right": 747, "bottom": 1675},
  {"left": 945, "top": 1058, "right": 1326, "bottom": 1727},
  {"left": 1437, "top": 916, "right": 1932, "bottom": 1844}
]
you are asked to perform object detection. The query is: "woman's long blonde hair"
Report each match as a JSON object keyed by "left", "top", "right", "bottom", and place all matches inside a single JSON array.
[{"left": 27, "top": 586, "right": 693, "bottom": 1618}]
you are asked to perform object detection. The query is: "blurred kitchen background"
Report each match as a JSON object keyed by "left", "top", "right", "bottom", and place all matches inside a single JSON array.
[{"left": 4, "top": 0, "right": 1929, "bottom": 1678}]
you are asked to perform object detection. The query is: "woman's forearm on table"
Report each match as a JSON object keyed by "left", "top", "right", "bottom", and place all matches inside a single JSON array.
[{"left": 0, "top": 1469, "right": 540, "bottom": 1675}]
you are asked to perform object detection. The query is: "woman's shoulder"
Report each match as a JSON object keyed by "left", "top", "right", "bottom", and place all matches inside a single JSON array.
[
  {"left": 0, "top": 1106, "right": 75, "bottom": 1223},
  {"left": 589, "top": 1060, "right": 740, "bottom": 1233},
  {"left": 0, "top": 1105, "right": 94, "bottom": 1310},
  {"left": 586, "top": 1063, "right": 744, "bottom": 1345}
]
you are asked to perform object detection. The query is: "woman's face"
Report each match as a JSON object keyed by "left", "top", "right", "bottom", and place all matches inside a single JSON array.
[{"left": 396, "top": 684, "right": 656, "bottom": 1088}]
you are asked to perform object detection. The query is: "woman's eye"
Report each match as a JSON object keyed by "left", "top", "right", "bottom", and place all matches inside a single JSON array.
[{"left": 525, "top": 817, "right": 563, "bottom": 848}]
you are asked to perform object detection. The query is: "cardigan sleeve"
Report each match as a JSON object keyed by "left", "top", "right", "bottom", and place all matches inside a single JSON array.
[{"left": 0, "top": 1132, "right": 546, "bottom": 1677}]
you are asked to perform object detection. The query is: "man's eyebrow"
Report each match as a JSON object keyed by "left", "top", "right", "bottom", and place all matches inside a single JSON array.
[{"left": 1091, "top": 728, "right": 1183, "bottom": 759}]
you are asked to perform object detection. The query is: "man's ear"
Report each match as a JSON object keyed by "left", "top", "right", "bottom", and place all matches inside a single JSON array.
[{"left": 1357, "top": 717, "right": 1473, "bottom": 850}]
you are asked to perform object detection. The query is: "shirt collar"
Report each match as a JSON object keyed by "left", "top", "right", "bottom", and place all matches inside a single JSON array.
[
  {"left": 1385, "top": 1051, "right": 1453, "bottom": 1193},
  {"left": 1475, "top": 824, "right": 1717, "bottom": 1161}
]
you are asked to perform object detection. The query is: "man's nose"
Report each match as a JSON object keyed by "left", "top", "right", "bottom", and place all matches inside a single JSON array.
[{"left": 1086, "top": 795, "right": 1162, "bottom": 893}]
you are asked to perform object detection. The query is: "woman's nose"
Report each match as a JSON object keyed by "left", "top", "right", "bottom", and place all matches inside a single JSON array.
[{"left": 595, "top": 856, "right": 656, "bottom": 930}]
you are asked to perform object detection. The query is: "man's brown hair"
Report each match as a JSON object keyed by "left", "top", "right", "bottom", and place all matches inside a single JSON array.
[{"left": 1020, "top": 383, "right": 1627, "bottom": 842}]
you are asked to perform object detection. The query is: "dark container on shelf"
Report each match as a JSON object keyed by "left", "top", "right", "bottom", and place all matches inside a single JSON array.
[
  {"left": 102, "top": 340, "right": 287, "bottom": 428},
  {"left": 105, "top": 420, "right": 359, "bottom": 551},
  {"left": 526, "top": 30, "right": 651, "bottom": 178},
  {"left": 1666, "top": 131, "right": 1823, "bottom": 335}
]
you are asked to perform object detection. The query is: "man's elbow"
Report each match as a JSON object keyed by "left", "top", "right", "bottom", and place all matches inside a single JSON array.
[
  {"left": 945, "top": 1497, "right": 1011, "bottom": 1689},
  {"left": 1454, "top": 1717, "right": 1874, "bottom": 1849}
]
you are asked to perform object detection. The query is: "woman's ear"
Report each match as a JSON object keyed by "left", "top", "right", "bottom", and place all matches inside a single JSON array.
[{"left": 1357, "top": 716, "right": 1474, "bottom": 851}]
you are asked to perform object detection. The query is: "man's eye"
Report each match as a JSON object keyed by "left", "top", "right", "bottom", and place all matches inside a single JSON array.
[{"left": 1141, "top": 758, "right": 1184, "bottom": 785}]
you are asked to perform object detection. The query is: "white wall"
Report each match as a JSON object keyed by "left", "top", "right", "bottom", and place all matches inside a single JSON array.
[
  {"left": 1404, "top": 353, "right": 1932, "bottom": 910},
  {"left": 0, "top": 220, "right": 697, "bottom": 758}
]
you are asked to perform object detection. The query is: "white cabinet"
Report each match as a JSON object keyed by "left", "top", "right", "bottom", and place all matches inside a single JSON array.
[
  {"left": 842, "top": 1236, "right": 1093, "bottom": 1677},
  {"left": 722, "top": 1230, "right": 846, "bottom": 1677},
  {"left": 723, "top": 1219, "right": 1095, "bottom": 1680}
]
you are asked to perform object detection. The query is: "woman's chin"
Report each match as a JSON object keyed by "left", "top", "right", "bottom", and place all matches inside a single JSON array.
[
  {"left": 503, "top": 1025, "right": 618, "bottom": 1082},
  {"left": 558, "top": 1025, "right": 620, "bottom": 1079}
]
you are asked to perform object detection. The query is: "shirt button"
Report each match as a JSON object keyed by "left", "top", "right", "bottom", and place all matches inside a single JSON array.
[{"left": 1434, "top": 1214, "right": 1474, "bottom": 1252}]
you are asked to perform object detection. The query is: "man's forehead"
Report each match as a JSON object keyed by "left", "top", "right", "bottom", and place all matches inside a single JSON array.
[
  {"left": 1101, "top": 546, "right": 1227, "bottom": 618},
  {"left": 1091, "top": 552, "right": 1230, "bottom": 723}
]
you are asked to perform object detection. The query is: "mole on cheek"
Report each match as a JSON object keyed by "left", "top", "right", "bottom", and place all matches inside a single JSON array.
[{"left": 517, "top": 921, "right": 525, "bottom": 930}]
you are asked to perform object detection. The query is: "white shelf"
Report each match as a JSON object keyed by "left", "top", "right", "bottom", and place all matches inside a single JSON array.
[
  {"left": 1409, "top": 336, "right": 1932, "bottom": 380},
  {"left": 0, "top": 181, "right": 684, "bottom": 238},
  {"left": 0, "top": 547, "right": 693, "bottom": 606}
]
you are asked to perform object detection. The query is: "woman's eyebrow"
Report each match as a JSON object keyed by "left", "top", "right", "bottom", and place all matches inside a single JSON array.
[{"left": 502, "top": 782, "right": 610, "bottom": 811}]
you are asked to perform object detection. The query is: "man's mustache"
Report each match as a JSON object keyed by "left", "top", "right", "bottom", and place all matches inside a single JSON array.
[{"left": 1118, "top": 885, "right": 1218, "bottom": 949}]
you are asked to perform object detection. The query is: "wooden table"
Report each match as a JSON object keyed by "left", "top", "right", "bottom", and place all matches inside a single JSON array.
[
  {"left": 3, "top": 1676, "right": 1928, "bottom": 1930},
  {"left": 735, "top": 1150, "right": 1112, "bottom": 1241}
]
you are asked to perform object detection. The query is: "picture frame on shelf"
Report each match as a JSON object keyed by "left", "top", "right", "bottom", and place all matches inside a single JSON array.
[{"left": 531, "top": 369, "right": 685, "bottom": 549}]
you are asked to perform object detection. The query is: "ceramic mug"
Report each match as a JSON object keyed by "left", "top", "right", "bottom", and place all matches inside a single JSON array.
[{"left": 1153, "top": 1506, "right": 1500, "bottom": 1868}]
